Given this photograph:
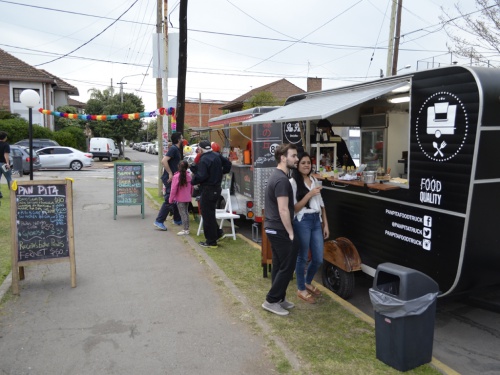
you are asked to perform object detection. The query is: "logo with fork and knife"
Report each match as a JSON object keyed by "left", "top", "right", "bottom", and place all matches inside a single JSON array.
[{"left": 415, "top": 91, "right": 469, "bottom": 162}]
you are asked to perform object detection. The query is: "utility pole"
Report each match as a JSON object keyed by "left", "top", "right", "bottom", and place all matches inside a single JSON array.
[
  {"left": 391, "top": 0, "right": 403, "bottom": 76},
  {"left": 386, "top": 0, "right": 397, "bottom": 77},
  {"left": 156, "top": 0, "right": 164, "bottom": 193},
  {"left": 176, "top": 0, "right": 188, "bottom": 135},
  {"left": 118, "top": 81, "right": 126, "bottom": 103}
]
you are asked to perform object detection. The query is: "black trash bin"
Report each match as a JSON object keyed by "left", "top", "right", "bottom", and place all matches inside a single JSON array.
[
  {"left": 12, "top": 155, "right": 23, "bottom": 176},
  {"left": 369, "top": 263, "right": 439, "bottom": 372}
]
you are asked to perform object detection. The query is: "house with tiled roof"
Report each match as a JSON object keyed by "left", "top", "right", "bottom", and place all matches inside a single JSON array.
[
  {"left": 220, "top": 78, "right": 322, "bottom": 112},
  {"left": 0, "top": 48, "right": 80, "bottom": 130}
]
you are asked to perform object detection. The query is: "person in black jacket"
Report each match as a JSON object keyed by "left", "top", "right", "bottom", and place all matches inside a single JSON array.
[
  {"left": 191, "top": 140, "right": 223, "bottom": 248},
  {"left": 0, "top": 131, "right": 11, "bottom": 197}
]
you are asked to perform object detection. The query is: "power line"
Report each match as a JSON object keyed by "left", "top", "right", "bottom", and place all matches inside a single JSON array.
[
  {"left": 0, "top": 44, "right": 150, "bottom": 67},
  {"left": 0, "top": 0, "right": 153, "bottom": 26},
  {"left": 34, "top": 0, "right": 140, "bottom": 67},
  {"left": 245, "top": 0, "right": 366, "bottom": 71}
]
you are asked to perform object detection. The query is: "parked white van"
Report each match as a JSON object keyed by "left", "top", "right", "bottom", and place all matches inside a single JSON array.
[{"left": 89, "top": 137, "right": 120, "bottom": 161}]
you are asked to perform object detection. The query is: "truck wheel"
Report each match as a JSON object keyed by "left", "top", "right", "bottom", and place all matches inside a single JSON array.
[{"left": 321, "top": 260, "right": 355, "bottom": 299}]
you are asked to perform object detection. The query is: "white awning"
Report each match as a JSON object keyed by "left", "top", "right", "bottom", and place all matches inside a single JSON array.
[{"left": 243, "top": 80, "right": 409, "bottom": 124}]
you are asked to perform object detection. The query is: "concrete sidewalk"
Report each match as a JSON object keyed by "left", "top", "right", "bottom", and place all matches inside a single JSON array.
[{"left": 0, "top": 177, "right": 275, "bottom": 374}]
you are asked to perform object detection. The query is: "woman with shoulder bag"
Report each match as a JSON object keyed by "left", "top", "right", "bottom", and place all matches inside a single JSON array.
[{"left": 290, "top": 152, "right": 329, "bottom": 304}]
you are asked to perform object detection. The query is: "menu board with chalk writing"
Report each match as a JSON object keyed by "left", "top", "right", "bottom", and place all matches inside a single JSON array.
[
  {"left": 113, "top": 163, "right": 145, "bottom": 219},
  {"left": 16, "top": 183, "right": 70, "bottom": 261},
  {"left": 11, "top": 179, "right": 76, "bottom": 294}
]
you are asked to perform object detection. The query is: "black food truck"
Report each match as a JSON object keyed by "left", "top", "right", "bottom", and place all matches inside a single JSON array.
[{"left": 244, "top": 66, "right": 500, "bottom": 299}]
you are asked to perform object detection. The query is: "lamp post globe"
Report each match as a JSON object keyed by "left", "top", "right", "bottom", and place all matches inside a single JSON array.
[
  {"left": 19, "top": 89, "right": 40, "bottom": 180},
  {"left": 19, "top": 89, "right": 40, "bottom": 108}
]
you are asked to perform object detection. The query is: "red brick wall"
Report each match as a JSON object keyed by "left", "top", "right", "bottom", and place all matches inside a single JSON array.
[
  {"left": 184, "top": 101, "right": 226, "bottom": 129},
  {"left": 0, "top": 81, "right": 10, "bottom": 111}
]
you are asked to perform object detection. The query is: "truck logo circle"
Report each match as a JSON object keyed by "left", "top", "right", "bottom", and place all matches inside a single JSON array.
[
  {"left": 283, "top": 121, "right": 303, "bottom": 144},
  {"left": 415, "top": 91, "right": 468, "bottom": 162}
]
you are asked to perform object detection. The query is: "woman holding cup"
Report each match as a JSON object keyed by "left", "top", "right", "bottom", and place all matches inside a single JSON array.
[{"left": 290, "top": 153, "right": 330, "bottom": 304}]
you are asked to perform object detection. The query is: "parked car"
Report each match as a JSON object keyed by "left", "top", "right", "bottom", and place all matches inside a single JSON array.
[
  {"left": 89, "top": 137, "right": 119, "bottom": 161},
  {"left": 36, "top": 146, "right": 94, "bottom": 171},
  {"left": 139, "top": 142, "right": 151, "bottom": 152},
  {"left": 15, "top": 138, "right": 59, "bottom": 150},
  {"left": 184, "top": 153, "right": 196, "bottom": 165},
  {"left": 147, "top": 141, "right": 158, "bottom": 154},
  {"left": 9, "top": 145, "right": 41, "bottom": 175}
]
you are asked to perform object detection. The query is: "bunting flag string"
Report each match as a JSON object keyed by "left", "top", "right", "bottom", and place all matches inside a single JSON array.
[{"left": 38, "top": 107, "right": 176, "bottom": 122}]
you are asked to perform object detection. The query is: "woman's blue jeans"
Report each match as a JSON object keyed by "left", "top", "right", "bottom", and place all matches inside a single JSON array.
[{"left": 293, "top": 213, "right": 324, "bottom": 291}]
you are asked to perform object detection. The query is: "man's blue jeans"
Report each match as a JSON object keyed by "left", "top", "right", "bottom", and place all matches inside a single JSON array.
[
  {"left": 0, "top": 163, "right": 11, "bottom": 190},
  {"left": 293, "top": 213, "right": 324, "bottom": 291},
  {"left": 155, "top": 181, "right": 180, "bottom": 223}
]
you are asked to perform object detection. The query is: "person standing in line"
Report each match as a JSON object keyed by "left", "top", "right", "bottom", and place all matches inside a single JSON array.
[
  {"left": 262, "top": 143, "right": 299, "bottom": 316},
  {"left": 169, "top": 160, "right": 193, "bottom": 236},
  {"left": 191, "top": 140, "right": 223, "bottom": 248},
  {"left": 0, "top": 131, "right": 11, "bottom": 198},
  {"left": 154, "top": 132, "right": 183, "bottom": 231},
  {"left": 290, "top": 152, "right": 329, "bottom": 304}
]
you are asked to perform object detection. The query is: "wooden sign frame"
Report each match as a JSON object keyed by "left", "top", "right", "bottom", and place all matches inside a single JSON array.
[
  {"left": 113, "top": 162, "right": 145, "bottom": 219},
  {"left": 10, "top": 179, "right": 76, "bottom": 295}
]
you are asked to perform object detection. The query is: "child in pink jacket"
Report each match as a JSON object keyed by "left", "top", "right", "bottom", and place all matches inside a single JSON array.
[{"left": 169, "top": 160, "right": 194, "bottom": 235}]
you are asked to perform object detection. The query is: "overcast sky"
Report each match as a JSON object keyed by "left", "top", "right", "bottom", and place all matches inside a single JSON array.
[{"left": 0, "top": 0, "right": 482, "bottom": 112}]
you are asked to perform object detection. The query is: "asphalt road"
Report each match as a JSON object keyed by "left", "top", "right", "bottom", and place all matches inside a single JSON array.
[{"left": 114, "top": 148, "right": 500, "bottom": 374}]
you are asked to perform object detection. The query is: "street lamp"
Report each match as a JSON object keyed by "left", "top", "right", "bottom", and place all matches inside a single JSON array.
[
  {"left": 117, "top": 74, "right": 147, "bottom": 103},
  {"left": 19, "top": 89, "right": 40, "bottom": 180},
  {"left": 397, "top": 65, "right": 412, "bottom": 73}
]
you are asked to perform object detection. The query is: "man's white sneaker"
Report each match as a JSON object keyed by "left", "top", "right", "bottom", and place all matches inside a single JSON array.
[
  {"left": 177, "top": 230, "right": 189, "bottom": 236},
  {"left": 262, "top": 301, "right": 289, "bottom": 316}
]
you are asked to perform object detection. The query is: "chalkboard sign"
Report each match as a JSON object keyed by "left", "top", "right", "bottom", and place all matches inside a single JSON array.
[
  {"left": 11, "top": 179, "right": 76, "bottom": 295},
  {"left": 252, "top": 122, "right": 283, "bottom": 169},
  {"left": 113, "top": 163, "right": 144, "bottom": 219}
]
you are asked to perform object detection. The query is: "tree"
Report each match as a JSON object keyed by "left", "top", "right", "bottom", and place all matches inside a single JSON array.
[
  {"left": 85, "top": 88, "right": 145, "bottom": 155},
  {"left": 0, "top": 117, "right": 53, "bottom": 143},
  {"left": 242, "top": 91, "right": 285, "bottom": 110},
  {"left": 54, "top": 105, "right": 85, "bottom": 132},
  {"left": 138, "top": 119, "right": 158, "bottom": 142},
  {"left": 441, "top": 0, "right": 500, "bottom": 66}
]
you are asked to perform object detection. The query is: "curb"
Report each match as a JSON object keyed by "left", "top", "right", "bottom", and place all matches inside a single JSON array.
[
  {"left": 0, "top": 271, "right": 12, "bottom": 302},
  {"left": 182, "top": 230, "right": 303, "bottom": 372}
]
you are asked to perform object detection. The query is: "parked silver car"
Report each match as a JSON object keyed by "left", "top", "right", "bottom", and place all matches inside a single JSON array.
[
  {"left": 9, "top": 145, "right": 41, "bottom": 175},
  {"left": 147, "top": 141, "right": 158, "bottom": 154},
  {"left": 139, "top": 142, "right": 150, "bottom": 152},
  {"left": 37, "top": 146, "right": 94, "bottom": 171}
]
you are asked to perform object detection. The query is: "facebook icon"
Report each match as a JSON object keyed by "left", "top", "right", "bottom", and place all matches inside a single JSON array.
[{"left": 424, "top": 215, "right": 432, "bottom": 227}]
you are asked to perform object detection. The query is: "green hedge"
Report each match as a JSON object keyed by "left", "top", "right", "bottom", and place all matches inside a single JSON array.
[{"left": 0, "top": 117, "right": 86, "bottom": 151}]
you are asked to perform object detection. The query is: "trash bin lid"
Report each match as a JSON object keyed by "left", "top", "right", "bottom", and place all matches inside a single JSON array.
[{"left": 374, "top": 263, "right": 439, "bottom": 300}]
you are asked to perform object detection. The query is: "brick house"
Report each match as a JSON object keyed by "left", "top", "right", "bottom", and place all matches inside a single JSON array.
[
  {"left": 167, "top": 98, "right": 228, "bottom": 134},
  {"left": 0, "top": 48, "right": 79, "bottom": 130},
  {"left": 220, "top": 78, "right": 322, "bottom": 112}
]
